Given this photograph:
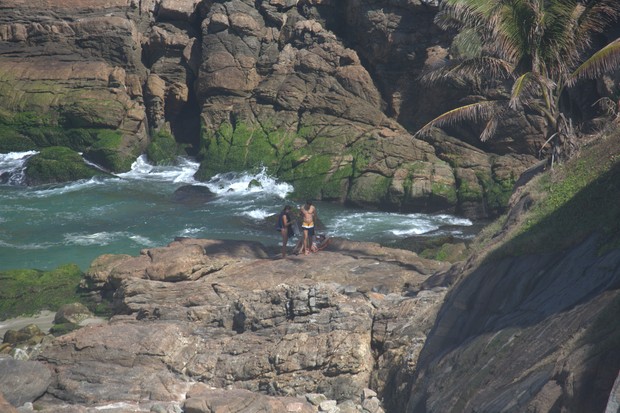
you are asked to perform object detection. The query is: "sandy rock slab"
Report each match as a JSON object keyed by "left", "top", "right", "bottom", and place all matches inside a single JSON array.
[{"left": 18, "top": 238, "right": 451, "bottom": 411}]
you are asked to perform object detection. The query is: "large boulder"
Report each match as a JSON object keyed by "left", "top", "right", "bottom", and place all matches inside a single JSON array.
[
  {"left": 23, "top": 147, "right": 107, "bottom": 185},
  {"left": 0, "top": 0, "right": 149, "bottom": 172},
  {"left": 0, "top": 357, "right": 52, "bottom": 407}
]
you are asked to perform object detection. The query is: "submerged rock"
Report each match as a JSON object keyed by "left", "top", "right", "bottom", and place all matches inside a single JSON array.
[{"left": 171, "top": 185, "right": 217, "bottom": 204}]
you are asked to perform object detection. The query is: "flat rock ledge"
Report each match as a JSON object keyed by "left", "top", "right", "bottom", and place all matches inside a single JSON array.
[{"left": 2, "top": 238, "right": 455, "bottom": 413}]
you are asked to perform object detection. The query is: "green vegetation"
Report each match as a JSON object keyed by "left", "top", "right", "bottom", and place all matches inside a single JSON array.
[
  {"left": 86, "top": 129, "right": 136, "bottom": 172},
  {"left": 0, "top": 108, "right": 136, "bottom": 172},
  {"left": 146, "top": 129, "right": 180, "bottom": 165},
  {"left": 477, "top": 170, "right": 516, "bottom": 214},
  {"left": 482, "top": 128, "right": 620, "bottom": 257},
  {"left": 196, "top": 120, "right": 283, "bottom": 179},
  {"left": 0, "top": 264, "right": 88, "bottom": 320},
  {"left": 417, "top": 0, "right": 620, "bottom": 164},
  {"left": 431, "top": 181, "right": 458, "bottom": 205},
  {"left": 24, "top": 146, "right": 105, "bottom": 184},
  {"left": 197, "top": 119, "right": 360, "bottom": 201}
]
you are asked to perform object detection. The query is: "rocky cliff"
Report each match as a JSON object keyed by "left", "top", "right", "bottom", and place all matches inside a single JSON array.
[
  {"left": 0, "top": 0, "right": 550, "bottom": 218},
  {"left": 1, "top": 237, "right": 454, "bottom": 412},
  {"left": 4, "top": 124, "right": 619, "bottom": 412}
]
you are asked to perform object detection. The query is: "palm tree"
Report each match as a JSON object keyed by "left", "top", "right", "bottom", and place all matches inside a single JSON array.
[{"left": 415, "top": 0, "right": 620, "bottom": 166}]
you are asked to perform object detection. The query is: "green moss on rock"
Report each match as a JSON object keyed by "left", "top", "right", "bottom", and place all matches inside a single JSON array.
[
  {"left": 85, "top": 129, "right": 136, "bottom": 172},
  {"left": 24, "top": 146, "right": 105, "bottom": 185},
  {"left": 478, "top": 171, "right": 516, "bottom": 214},
  {"left": 146, "top": 129, "right": 179, "bottom": 165},
  {"left": 432, "top": 182, "right": 458, "bottom": 205},
  {"left": 0, "top": 264, "right": 86, "bottom": 320}
]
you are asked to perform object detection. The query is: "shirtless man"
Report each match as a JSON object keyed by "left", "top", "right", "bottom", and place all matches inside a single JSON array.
[{"left": 300, "top": 200, "right": 317, "bottom": 255}]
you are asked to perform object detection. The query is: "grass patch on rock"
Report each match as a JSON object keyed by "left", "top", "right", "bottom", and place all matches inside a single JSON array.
[{"left": 476, "top": 127, "right": 620, "bottom": 258}]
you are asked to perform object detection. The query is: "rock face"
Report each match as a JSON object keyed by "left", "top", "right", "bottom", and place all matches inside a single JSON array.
[
  {"left": 0, "top": 0, "right": 540, "bottom": 217},
  {"left": 402, "top": 235, "right": 620, "bottom": 413},
  {"left": 191, "top": 0, "right": 538, "bottom": 217},
  {"left": 0, "top": 0, "right": 150, "bottom": 172}
]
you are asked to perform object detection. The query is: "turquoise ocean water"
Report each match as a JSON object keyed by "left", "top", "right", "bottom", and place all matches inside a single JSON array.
[{"left": 0, "top": 152, "right": 474, "bottom": 270}]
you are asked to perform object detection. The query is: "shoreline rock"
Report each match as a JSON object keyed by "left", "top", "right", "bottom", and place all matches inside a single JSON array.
[{"left": 1, "top": 237, "right": 450, "bottom": 412}]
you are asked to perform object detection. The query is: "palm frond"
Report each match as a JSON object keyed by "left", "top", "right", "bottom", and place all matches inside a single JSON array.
[
  {"left": 510, "top": 73, "right": 533, "bottom": 109},
  {"left": 420, "top": 56, "right": 513, "bottom": 85},
  {"left": 576, "top": 0, "right": 620, "bottom": 35},
  {"left": 437, "top": 0, "right": 498, "bottom": 31},
  {"left": 568, "top": 37, "right": 620, "bottom": 86},
  {"left": 480, "top": 116, "right": 498, "bottom": 142},
  {"left": 413, "top": 100, "right": 500, "bottom": 138}
]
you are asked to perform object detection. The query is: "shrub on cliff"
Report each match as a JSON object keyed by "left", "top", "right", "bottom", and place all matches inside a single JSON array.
[{"left": 475, "top": 123, "right": 620, "bottom": 258}]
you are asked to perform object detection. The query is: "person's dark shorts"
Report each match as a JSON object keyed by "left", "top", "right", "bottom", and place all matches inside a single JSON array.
[{"left": 303, "top": 226, "right": 315, "bottom": 237}]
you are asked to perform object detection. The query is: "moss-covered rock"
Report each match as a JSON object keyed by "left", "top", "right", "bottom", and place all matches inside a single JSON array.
[
  {"left": 348, "top": 172, "right": 391, "bottom": 207},
  {"left": 196, "top": 121, "right": 282, "bottom": 179},
  {"left": 197, "top": 119, "right": 360, "bottom": 202},
  {"left": 24, "top": 146, "right": 106, "bottom": 185},
  {"left": 146, "top": 129, "right": 180, "bottom": 165},
  {"left": 0, "top": 61, "right": 147, "bottom": 174},
  {"left": 0, "top": 264, "right": 87, "bottom": 320},
  {"left": 83, "top": 129, "right": 138, "bottom": 172}
]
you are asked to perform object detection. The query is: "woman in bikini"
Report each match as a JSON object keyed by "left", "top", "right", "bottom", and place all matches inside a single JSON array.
[{"left": 277, "top": 205, "right": 294, "bottom": 258}]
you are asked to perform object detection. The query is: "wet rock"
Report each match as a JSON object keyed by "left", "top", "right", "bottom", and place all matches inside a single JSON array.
[{"left": 171, "top": 185, "right": 217, "bottom": 204}]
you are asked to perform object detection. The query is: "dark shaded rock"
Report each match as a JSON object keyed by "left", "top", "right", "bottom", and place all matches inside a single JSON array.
[
  {"left": 0, "top": 357, "right": 52, "bottom": 407},
  {"left": 172, "top": 184, "right": 217, "bottom": 204},
  {"left": 2, "top": 324, "right": 46, "bottom": 346},
  {"left": 404, "top": 235, "right": 620, "bottom": 413}
]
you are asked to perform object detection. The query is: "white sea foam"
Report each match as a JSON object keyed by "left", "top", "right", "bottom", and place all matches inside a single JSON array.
[
  {"left": 0, "top": 240, "right": 51, "bottom": 249},
  {"left": 328, "top": 211, "right": 473, "bottom": 239},
  {"left": 242, "top": 208, "right": 272, "bottom": 220},
  {"left": 206, "top": 167, "right": 293, "bottom": 199},
  {"left": 64, "top": 231, "right": 155, "bottom": 247},
  {"left": 0, "top": 151, "right": 38, "bottom": 185},
  {"left": 28, "top": 177, "right": 106, "bottom": 197},
  {"left": 128, "top": 235, "right": 157, "bottom": 247},
  {"left": 117, "top": 155, "right": 200, "bottom": 184},
  {"left": 94, "top": 402, "right": 139, "bottom": 411},
  {"left": 64, "top": 232, "right": 120, "bottom": 246},
  {"left": 179, "top": 227, "right": 204, "bottom": 237}
]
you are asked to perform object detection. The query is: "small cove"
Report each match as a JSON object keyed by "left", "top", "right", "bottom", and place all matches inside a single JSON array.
[{"left": 0, "top": 153, "right": 477, "bottom": 271}]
